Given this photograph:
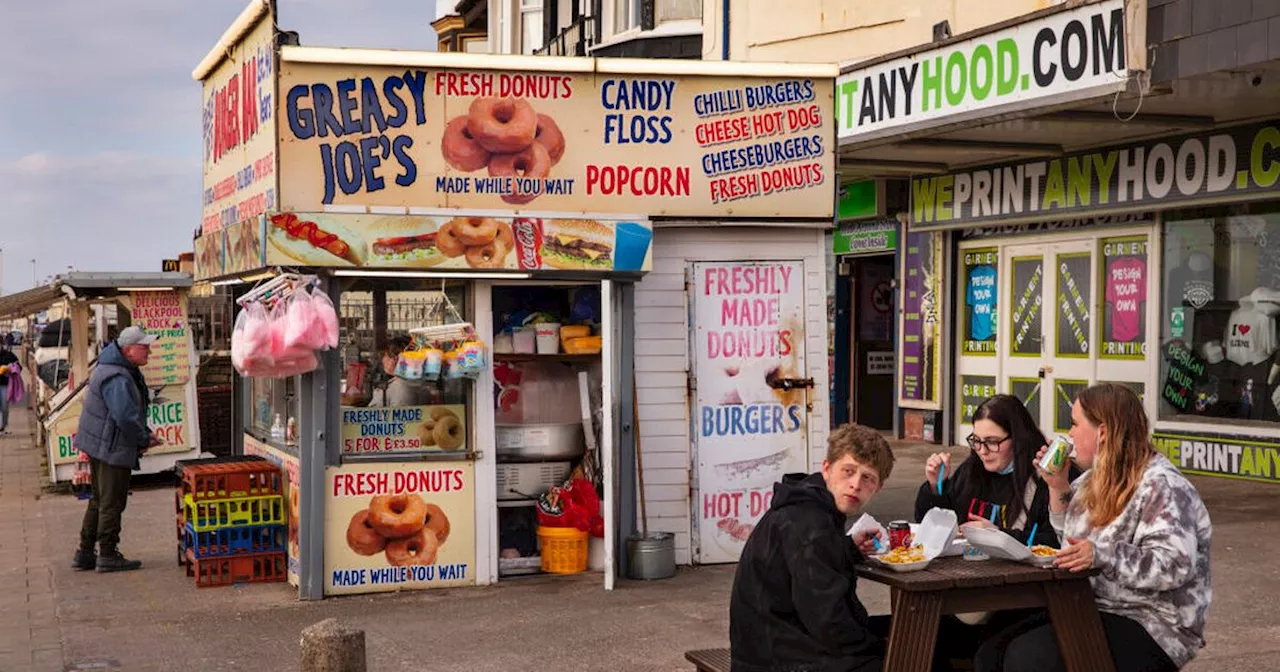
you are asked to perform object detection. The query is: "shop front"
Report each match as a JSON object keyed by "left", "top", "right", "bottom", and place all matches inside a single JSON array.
[{"left": 193, "top": 0, "right": 836, "bottom": 594}]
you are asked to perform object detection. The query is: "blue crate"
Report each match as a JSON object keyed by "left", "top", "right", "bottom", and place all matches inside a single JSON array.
[{"left": 181, "top": 523, "right": 287, "bottom": 559}]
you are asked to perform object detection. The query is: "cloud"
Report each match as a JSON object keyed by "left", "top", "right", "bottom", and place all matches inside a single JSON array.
[{"left": 0, "top": 152, "right": 199, "bottom": 293}]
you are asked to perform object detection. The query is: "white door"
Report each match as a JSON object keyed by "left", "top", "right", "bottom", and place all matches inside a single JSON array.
[
  {"left": 1001, "top": 240, "right": 1097, "bottom": 437},
  {"left": 689, "top": 261, "right": 810, "bottom": 564}
]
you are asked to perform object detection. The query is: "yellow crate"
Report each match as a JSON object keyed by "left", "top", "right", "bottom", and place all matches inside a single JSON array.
[{"left": 183, "top": 493, "right": 285, "bottom": 532}]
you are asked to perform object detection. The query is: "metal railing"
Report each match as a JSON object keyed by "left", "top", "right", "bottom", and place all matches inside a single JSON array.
[{"left": 535, "top": 15, "right": 597, "bottom": 57}]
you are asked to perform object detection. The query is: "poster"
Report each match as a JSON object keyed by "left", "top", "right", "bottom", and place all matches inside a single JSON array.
[
  {"left": 341, "top": 405, "right": 467, "bottom": 454},
  {"left": 692, "top": 261, "right": 808, "bottom": 564},
  {"left": 276, "top": 63, "right": 834, "bottom": 218},
  {"left": 52, "top": 385, "right": 193, "bottom": 464},
  {"left": 200, "top": 11, "right": 277, "bottom": 233},
  {"left": 223, "top": 217, "right": 266, "bottom": 274},
  {"left": 962, "top": 248, "right": 997, "bottom": 356},
  {"left": 959, "top": 376, "right": 997, "bottom": 426},
  {"left": 1010, "top": 256, "right": 1044, "bottom": 357},
  {"left": 1055, "top": 252, "right": 1091, "bottom": 358},
  {"left": 262, "top": 213, "right": 653, "bottom": 273},
  {"left": 194, "top": 231, "right": 225, "bottom": 281},
  {"left": 1162, "top": 340, "right": 1209, "bottom": 414},
  {"left": 127, "top": 291, "right": 191, "bottom": 387},
  {"left": 899, "top": 231, "right": 943, "bottom": 408},
  {"left": 1054, "top": 379, "right": 1088, "bottom": 434},
  {"left": 1101, "top": 235, "right": 1148, "bottom": 360},
  {"left": 1010, "top": 377, "right": 1041, "bottom": 427},
  {"left": 1153, "top": 432, "right": 1280, "bottom": 484},
  {"left": 244, "top": 435, "right": 302, "bottom": 587},
  {"left": 325, "top": 461, "right": 475, "bottom": 595}
]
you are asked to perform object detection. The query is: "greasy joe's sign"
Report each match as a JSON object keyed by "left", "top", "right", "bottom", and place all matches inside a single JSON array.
[
  {"left": 911, "top": 120, "right": 1280, "bottom": 229},
  {"left": 274, "top": 58, "right": 835, "bottom": 218}
]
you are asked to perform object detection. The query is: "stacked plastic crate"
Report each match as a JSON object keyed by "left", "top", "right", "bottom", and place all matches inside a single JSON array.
[{"left": 175, "top": 457, "right": 288, "bottom": 588}]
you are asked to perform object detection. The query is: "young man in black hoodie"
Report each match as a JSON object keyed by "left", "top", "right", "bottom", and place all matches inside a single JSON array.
[{"left": 729, "top": 423, "right": 896, "bottom": 672}]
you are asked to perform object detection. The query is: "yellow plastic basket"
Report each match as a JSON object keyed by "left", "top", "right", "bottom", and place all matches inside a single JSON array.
[{"left": 537, "top": 526, "right": 590, "bottom": 574}]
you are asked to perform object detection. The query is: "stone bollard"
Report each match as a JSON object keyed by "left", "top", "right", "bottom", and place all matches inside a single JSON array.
[{"left": 300, "top": 618, "right": 367, "bottom": 672}]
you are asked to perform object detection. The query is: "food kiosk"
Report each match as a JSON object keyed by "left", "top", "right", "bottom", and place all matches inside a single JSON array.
[
  {"left": 0, "top": 272, "right": 203, "bottom": 483},
  {"left": 194, "top": 0, "right": 836, "bottom": 598}
]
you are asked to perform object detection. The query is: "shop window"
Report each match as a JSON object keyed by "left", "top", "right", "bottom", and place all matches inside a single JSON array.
[
  {"left": 613, "top": 0, "right": 640, "bottom": 34},
  {"left": 338, "top": 280, "right": 470, "bottom": 456},
  {"left": 245, "top": 375, "right": 299, "bottom": 452},
  {"left": 520, "top": 0, "right": 544, "bottom": 54},
  {"left": 1160, "top": 204, "right": 1280, "bottom": 426}
]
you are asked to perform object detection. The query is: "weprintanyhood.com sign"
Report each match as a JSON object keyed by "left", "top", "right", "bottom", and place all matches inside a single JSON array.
[
  {"left": 911, "top": 119, "right": 1280, "bottom": 230},
  {"left": 837, "top": 0, "right": 1128, "bottom": 143}
]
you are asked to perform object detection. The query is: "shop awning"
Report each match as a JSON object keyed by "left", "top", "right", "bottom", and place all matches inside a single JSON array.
[
  {"left": 836, "top": 1, "right": 1280, "bottom": 184},
  {"left": 0, "top": 272, "right": 192, "bottom": 321}
]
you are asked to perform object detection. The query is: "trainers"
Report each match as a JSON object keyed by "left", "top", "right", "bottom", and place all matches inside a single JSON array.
[
  {"left": 72, "top": 548, "right": 96, "bottom": 571},
  {"left": 96, "top": 551, "right": 142, "bottom": 573}
]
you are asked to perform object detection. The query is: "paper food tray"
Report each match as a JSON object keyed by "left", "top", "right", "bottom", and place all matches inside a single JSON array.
[{"left": 962, "top": 526, "right": 1041, "bottom": 564}]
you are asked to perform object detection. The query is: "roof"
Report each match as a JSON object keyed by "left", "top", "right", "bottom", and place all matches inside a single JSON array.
[{"left": 0, "top": 272, "right": 193, "bottom": 320}]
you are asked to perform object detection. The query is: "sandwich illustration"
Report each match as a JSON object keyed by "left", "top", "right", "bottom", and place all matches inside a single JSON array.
[
  {"left": 541, "top": 219, "right": 614, "bottom": 270},
  {"left": 366, "top": 217, "right": 447, "bottom": 267}
]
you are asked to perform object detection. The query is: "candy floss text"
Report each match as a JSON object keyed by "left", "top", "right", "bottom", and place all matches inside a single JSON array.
[
  {"left": 588, "top": 77, "right": 692, "bottom": 198},
  {"left": 332, "top": 469, "right": 466, "bottom": 497}
]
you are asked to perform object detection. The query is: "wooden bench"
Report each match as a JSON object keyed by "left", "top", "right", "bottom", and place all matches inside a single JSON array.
[{"left": 684, "top": 648, "right": 731, "bottom": 672}]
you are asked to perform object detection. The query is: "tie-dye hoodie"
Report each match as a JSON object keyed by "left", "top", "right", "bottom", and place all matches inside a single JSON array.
[{"left": 1050, "top": 452, "right": 1212, "bottom": 668}]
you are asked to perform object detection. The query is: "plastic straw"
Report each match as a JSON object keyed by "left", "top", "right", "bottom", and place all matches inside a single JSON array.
[
  {"left": 937, "top": 460, "right": 946, "bottom": 495},
  {"left": 1027, "top": 523, "right": 1038, "bottom": 547}
]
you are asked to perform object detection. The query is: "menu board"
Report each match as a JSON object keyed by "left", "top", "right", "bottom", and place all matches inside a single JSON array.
[
  {"left": 900, "top": 231, "right": 943, "bottom": 409},
  {"left": 962, "top": 248, "right": 998, "bottom": 356},
  {"left": 960, "top": 375, "right": 997, "bottom": 425},
  {"left": 1101, "top": 235, "right": 1149, "bottom": 360},
  {"left": 341, "top": 405, "right": 468, "bottom": 455},
  {"left": 127, "top": 291, "right": 190, "bottom": 387},
  {"left": 1055, "top": 253, "right": 1092, "bottom": 358},
  {"left": 1010, "top": 257, "right": 1044, "bottom": 357}
]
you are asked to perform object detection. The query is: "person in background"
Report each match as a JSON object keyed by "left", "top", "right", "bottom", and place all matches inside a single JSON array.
[
  {"left": 0, "top": 341, "right": 18, "bottom": 434},
  {"left": 975, "top": 383, "right": 1212, "bottom": 671},
  {"left": 369, "top": 335, "right": 419, "bottom": 407},
  {"left": 72, "top": 326, "right": 163, "bottom": 573},
  {"left": 732, "top": 423, "right": 955, "bottom": 672}
]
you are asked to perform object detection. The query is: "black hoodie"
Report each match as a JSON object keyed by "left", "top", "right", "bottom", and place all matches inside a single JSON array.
[{"left": 729, "top": 473, "right": 881, "bottom": 672}]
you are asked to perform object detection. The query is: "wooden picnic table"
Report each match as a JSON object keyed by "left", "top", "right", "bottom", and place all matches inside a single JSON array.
[{"left": 857, "top": 557, "right": 1116, "bottom": 672}]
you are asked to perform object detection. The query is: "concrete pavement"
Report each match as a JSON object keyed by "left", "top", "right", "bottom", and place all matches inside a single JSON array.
[{"left": 3, "top": 404, "right": 1280, "bottom": 670}]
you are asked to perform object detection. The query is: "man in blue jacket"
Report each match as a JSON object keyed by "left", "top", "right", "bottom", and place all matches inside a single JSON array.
[{"left": 73, "top": 326, "right": 162, "bottom": 572}]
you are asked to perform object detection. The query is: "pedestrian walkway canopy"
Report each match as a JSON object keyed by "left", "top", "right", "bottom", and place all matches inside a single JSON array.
[{"left": 0, "top": 272, "right": 192, "bottom": 321}]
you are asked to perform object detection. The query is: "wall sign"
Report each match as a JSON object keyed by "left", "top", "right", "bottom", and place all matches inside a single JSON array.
[
  {"left": 341, "top": 405, "right": 468, "bottom": 454},
  {"left": 1101, "top": 235, "right": 1148, "bottom": 359},
  {"left": 962, "top": 247, "right": 997, "bottom": 356},
  {"left": 833, "top": 219, "right": 897, "bottom": 255},
  {"left": 1010, "top": 256, "right": 1043, "bottom": 357},
  {"left": 1162, "top": 340, "right": 1208, "bottom": 413},
  {"left": 200, "top": 11, "right": 277, "bottom": 233},
  {"left": 1055, "top": 252, "right": 1091, "bottom": 358},
  {"left": 867, "top": 351, "right": 894, "bottom": 375},
  {"left": 691, "top": 261, "right": 808, "bottom": 564},
  {"left": 837, "top": 179, "right": 881, "bottom": 220},
  {"left": 913, "top": 119, "right": 1280, "bottom": 230},
  {"left": 277, "top": 61, "right": 834, "bottom": 218},
  {"left": 959, "top": 375, "right": 997, "bottom": 425},
  {"left": 837, "top": 0, "right": 1128, "bottom": 143},
  {"left": 899, "top": 231, "right": 943, "bottom": 409},
  {"left": 1154, "top": 431, "right": 1280, "bottom": 484},
  {"left": 958, "top": 213, "right": 1150, "bottom": 240},
  {"left": 126, "top": 291, "right": 192, "bottom": 387}
]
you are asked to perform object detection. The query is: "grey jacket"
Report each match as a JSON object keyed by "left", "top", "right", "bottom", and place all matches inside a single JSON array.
[{"left": 76, "top": 342, "right": 151, "bottom": 469}]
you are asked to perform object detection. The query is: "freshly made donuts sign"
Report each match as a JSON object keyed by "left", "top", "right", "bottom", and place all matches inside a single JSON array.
[
  {"left": 276, "top": 62, "right": 834, "bottom": 218},
  {"left": 325, "top": 461, "right": 475, "bottom": 595},
  {"left": 340, "top": 405, "right": 467, "bottom": 454}
]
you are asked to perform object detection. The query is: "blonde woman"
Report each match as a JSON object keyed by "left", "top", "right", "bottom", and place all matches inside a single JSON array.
[{"left": 975, "top": 383, "right": 1211, "bottom": 672}]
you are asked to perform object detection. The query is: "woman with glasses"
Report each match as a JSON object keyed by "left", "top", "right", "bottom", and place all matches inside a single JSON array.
[
  {"left": 974, "top": 383, "right": 1211, "bottom": 672},
  {"left": 915, "top": 394, "right": 1074, "bottom": 547}
]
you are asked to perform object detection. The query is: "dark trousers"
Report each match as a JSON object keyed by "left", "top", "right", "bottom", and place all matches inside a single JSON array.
[
  {"left": 79, "top": 457, "right": 132, "bottom": 553},
  {"left": 974, "top": 611, "right": 1178, "bottom": 672},
  {"left": 866, "top": 615, "right": 973, "bottom": 672}
]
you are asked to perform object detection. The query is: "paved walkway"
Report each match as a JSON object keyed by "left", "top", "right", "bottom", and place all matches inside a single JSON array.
[
  {"left": 3, "top": 399, "right": 1280, "bottom": 670},
  {"left": 0, "top": 406, "right": 64, "bottom": 671}
]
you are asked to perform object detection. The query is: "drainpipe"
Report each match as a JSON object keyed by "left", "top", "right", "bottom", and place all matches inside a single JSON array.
[{"left": 721, "top": 0, "right": 730, "bottom": 60}]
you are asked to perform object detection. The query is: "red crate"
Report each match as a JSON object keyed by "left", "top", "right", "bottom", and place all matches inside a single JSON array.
[
  {"left": 184, "top": 548, "right": 287, "bottom": 588},
  {"left": 181, "top": 462, "right": 283, "bottom": 502}
]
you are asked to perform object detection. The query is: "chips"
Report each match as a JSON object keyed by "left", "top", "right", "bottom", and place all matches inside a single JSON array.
[
  {"left": 878, "top": 544, "right": 926, "bottom": 564},
  {"left": 1030, "top": 545, "right": 1059, "bottom": 557}
]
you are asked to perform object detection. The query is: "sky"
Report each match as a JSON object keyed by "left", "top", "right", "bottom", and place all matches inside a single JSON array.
[{"left": 0, "top": 0, "right": 443, "bottom": 295}]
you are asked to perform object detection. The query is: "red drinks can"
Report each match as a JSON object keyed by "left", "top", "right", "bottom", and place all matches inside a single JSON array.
[
  {"left": 512, "top": 218, "right": 544, "bottom": 270},
  {"left": 888, "top": 521, "right": 912, "bottom": 550}
]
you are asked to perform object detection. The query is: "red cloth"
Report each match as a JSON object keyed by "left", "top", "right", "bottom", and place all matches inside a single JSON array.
[{"left": 536, "top": 477, "right": 603, "bottom": 537}]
